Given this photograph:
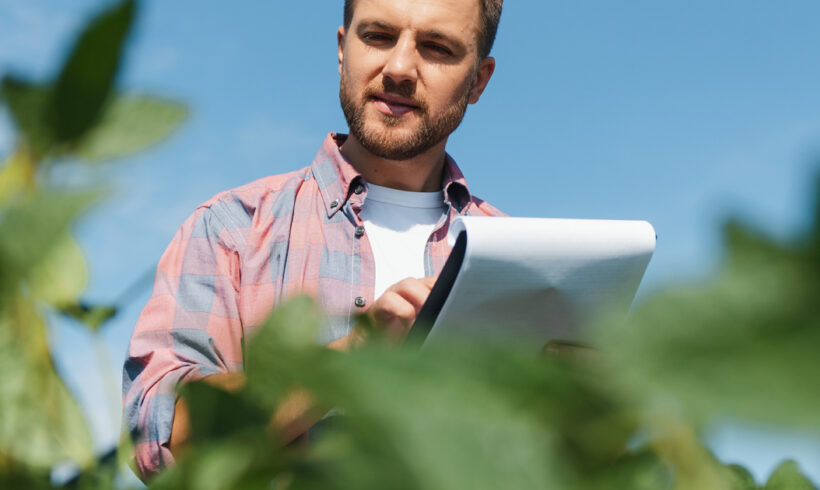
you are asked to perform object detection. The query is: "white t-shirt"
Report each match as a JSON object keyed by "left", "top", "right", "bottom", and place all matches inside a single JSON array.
[{"left": 359, "top": 183, "right": 448, "bottom": 300}]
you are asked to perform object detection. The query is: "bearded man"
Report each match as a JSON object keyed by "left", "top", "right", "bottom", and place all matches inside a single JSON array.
[{"left": 123, "top": 0, "right": 504, "bottom": 481}]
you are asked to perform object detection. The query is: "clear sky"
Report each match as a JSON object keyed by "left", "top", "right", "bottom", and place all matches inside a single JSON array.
[{"left": 2, "top": 0, "right": 819, "bottom": 484}]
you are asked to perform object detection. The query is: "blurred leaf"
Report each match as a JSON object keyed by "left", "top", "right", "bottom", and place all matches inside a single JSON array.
[
  {"left": 247, "top": 296, "right": 322, "bottom": 357},
  {"left": 0, "top": 465, "right": 52, "bottom": 490},
  {"left": 187, "top": 443, "right": 256, "bottom": 490},
  {"left": 727, "top": 463, "right": 760, "bottom": 490},
  {"left": 243, "top": 299, "right": 638, "bottom": 490},
  {"left": 0, "top": 78, "right": 52, "bottom": 157},
  {"left": 324, "top": 348, "right": 618, "bottom": 490},
  {"left": 644, "top": 420, "right": 744, "bottom": 490},
  {"left": 0, "top": 0, "right": 188, "bottom": 485},
  {"left": 64, "top": 445, "right": 130, "bottom": 489},
  {"left": 0, "top": 294, "right": 93, "bottom": 468},
  {"left": 0, "top": 151, "right": 36, "bottom": 204},
  {"left": 597, "top": 216, "right": 820, "bottom": 429},
  {"left": 49, "top": 0, "right": 136, "bottom": 144},
  {"left": 243, "top": 296, "right": 324, "bottom": 410},
  {"left": 74, "top": 94, "right": 187, "bottom": 162},
  {"left": 27, "top": 233, "right": 87, "bottom": 306},
  {"left": 58, "top": 302, "right": 117, "bottom": 332},
  {"left": 153, "top": 435, "right": 287, "bottom": 490},
  {"left": 256, "top": 348, "right": 565, "bottom": 490},
  {"left": 581, "top": 449, "right": 671, "bottom": 490},
  {"left": 179, "top": 382, "right": 270, "bottom": 446},
  {"left": 764, "top": 460, "right": 817, "bottom": 490},
  {"left": 0, "top": 190, "right": 102, "bottom": 295}
]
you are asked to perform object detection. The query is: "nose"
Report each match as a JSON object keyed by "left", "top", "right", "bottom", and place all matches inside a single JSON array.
[{"left": 382, "top": 34, "right": 418, "bottom": 86}]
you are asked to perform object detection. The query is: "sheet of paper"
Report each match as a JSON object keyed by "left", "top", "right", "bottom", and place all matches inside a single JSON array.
[{"left": 415, "top": 217, "right": 656, "bottom": 350}]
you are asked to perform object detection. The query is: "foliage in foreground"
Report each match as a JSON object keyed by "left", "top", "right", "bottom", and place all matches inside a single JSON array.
[
  {"left": 0, "top": 1, "right": 818, "bottom": 489},
  {"left": 157, "top": 193, "right": 820, "bottom": 489},
  {"left": 0, "top": 0, "right": 185, "bottom": 487}
]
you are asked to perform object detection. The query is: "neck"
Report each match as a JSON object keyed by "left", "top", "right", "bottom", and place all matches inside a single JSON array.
[{"left": 339, "top": 133, "right": 447, "bottom": 192}]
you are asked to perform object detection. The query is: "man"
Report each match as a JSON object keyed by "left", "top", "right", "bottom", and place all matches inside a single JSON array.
[{"left": 123, "top": 0, "right": 504, "bottom": 480}]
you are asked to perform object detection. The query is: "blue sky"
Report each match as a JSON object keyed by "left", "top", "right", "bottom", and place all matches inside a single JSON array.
[{"left": 2, "top": 0, "right": 820, "bottom": 484}]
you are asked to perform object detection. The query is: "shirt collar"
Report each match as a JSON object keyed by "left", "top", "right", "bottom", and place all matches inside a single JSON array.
[
  {"left": 311, "top": 132, "right": 474, "bottom": 218},
  {"left": 441, "top": 152, "right": 472, "bottom": 214}
]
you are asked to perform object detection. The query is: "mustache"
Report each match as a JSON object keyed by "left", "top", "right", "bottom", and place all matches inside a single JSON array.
[{"left": 363, "top": 78, "right": 428, "bottom": 111}]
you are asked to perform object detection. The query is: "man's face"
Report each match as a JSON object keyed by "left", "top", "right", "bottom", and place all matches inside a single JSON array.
[{"left": 338, "top": 0, "right": 494, "bottom": 161}]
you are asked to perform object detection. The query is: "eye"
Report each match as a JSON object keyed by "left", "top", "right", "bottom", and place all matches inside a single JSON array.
[
  {"left": 423, "top": 42, "right": 453, "bottom": 57},
  {"left": 361, "top": 32, "right": 394, "bottom": 45}
]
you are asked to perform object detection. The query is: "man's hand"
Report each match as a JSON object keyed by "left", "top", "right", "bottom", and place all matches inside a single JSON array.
[
  {"left": 329, "top": 276, "right": 437, "bottom": 351},
  {"left": 366, "top": 276, "right": 437, "bottom": 341}
]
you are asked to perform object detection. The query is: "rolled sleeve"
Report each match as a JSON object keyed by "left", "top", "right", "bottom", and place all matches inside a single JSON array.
[{"left": 122, "top": 205, "right": 243, "bottom": 480}]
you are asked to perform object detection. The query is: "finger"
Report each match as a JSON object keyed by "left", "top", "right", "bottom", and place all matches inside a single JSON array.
[
  {"left": 369, "top": 290, "right": 417, "bottom": 330},
  {"left": 388, "top": 278, "right": 433, "bottom": 314},
  {"left": 420, "top": 275, "right": 438, "bottom": 289}
]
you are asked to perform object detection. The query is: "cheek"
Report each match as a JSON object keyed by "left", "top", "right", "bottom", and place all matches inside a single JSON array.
[
  {"left": 341, "top": 67, "right": 366, "bottom": 103},
  {"left": 344, "top": 46, "right": 384, "bottom": 87},
  {"left": 427, "top": 71, "right": 473, "bottom": 107}
]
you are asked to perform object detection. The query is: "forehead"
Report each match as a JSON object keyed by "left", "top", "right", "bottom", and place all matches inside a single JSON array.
[{"left": 351, "top": 0, "right": 481, "bottom": 46}]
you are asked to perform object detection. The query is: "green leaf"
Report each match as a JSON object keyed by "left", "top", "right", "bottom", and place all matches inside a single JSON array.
[
  {"left": 27, "top": 233, "right": 87, "bottom": 306},
  {"left": 244, "top": 295, "right": 324, "bottom": 407},
  {"left": 243, "top": 300, "right": 636, "bottom": 490},
  {"left": 58, "top": 302, "right": 117, "bottom": 332},
  {"left": 178, "top": 382, "right": 270, "bottom": 446},
  {"left": 187, "top": 443, "right": 257, "bottom": 490},
  {"left": 582, "top": 449, "right": 672, "bottom": 490},
  {"left": 0, "top": 467, "right": 52, "bottom": 490},
  {"left": 49, "top": 0, "right": 136, "bottom": 144},
  {"left": 764, "top": 460, "right": 817, "bottom": 490},
  {"left": 74, "top": 94, "right": 187, "bottom": 162},
  {"left": 597, "top": 217, "right": 820, "bottom": 429},
  {"left": 248, "top": 295, "right": 322, "bottom": 354},
  {"left": 0, "top": 294, "right": 93, "bottom": 468},
  {"left": 152, "top": 436, "right": 285, "bottom": 490},
  {"left": 727, "top": 463, "right": 760, "bottom": 490},
  {"left": 0, "top": 151, "right": 36, "bottom": 204},
  {"left": 0, "top": 78, "right": 52, "bottom": 157},
  {"left": 0, "top": 190, "right": 102, "bottom": 295}
]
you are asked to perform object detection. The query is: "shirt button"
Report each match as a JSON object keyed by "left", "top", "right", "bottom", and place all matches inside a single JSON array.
[
  {"left": 354, "top": 226, "right": 365, "bottom": 237},
  {"left": 353, "top": 184, "right": 364, "bottom": 195},
  {"left": 330, "top": 199, "right": 340, "bottom": 208},
  {"left": 354, "top": 296, "right": 366, "bottom": 308}
]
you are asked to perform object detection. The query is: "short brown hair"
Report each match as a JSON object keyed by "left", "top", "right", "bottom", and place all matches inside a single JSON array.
[{"left": 343, "top": 0, "right": 503, "bottom": 60}]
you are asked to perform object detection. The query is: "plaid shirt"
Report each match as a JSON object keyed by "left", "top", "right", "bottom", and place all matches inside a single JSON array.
[{"left": 122, "top": 133, "right": 504, "bottom": 479}]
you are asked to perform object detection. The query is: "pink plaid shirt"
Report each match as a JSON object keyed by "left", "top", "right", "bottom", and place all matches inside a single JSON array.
[{"left": 122, "top": 133, "right": 504, "bottom": 479}]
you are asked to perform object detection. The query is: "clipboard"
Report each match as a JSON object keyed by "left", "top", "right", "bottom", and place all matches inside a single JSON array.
[{"left": 407, "top": 217, "right": 656, "bottom": 351}]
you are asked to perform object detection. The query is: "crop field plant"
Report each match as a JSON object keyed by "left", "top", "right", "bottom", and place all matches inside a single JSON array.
[{"left": 0, "top": 1, "right": 817, "bottom": 489}]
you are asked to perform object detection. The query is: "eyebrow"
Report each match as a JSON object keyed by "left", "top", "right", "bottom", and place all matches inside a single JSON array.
[
  {"left": 356, "top": 19, "right": 397, "bottom": 34},
  {"left": 420, "top": 29, "right": 467, "bottom": 53},
  {"left": 356, "top": 19, "right": 468, "bottom": 54}
]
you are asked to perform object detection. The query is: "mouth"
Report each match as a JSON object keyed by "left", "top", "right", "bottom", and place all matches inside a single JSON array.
[{"left": 370, "top": 92, "right": 420, "bottom": 117}]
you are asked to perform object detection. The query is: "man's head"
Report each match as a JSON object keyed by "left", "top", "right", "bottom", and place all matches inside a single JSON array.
[
  {"left": 344, "top": 0, "right": 503, "bottom": 61},
  {"left": 338, "top": 0, "right": 502, "bottom": 161}
]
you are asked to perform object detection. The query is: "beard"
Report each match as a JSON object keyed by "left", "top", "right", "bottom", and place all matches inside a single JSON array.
[{"left": 340, "top": 74, "right": 472, "bottom": 161}]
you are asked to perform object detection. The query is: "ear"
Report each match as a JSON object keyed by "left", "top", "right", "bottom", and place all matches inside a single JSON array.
[
  {"left": 468, "top": 56, "right": 495, "bottom": 105},
  {"left": 337, "top": 26, "right": 346, "bottom": 76}
]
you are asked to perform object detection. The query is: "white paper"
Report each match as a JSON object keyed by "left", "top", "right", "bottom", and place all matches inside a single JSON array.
[{"left": 422, "top": 216, "right": 656, "bottom": 350}]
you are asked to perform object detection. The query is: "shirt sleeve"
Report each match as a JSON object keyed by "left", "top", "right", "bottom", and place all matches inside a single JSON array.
[{"left": 122, "top": 205, "right": 243, "bottom": 481}]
